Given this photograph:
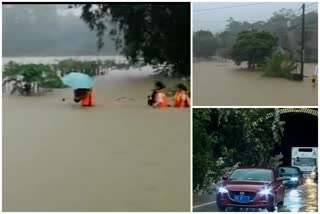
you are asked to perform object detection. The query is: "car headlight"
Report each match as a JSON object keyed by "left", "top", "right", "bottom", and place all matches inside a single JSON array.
[
  {"left": 218, "top": 187, "right": 229, "bottom": 193},
  {"left": 311, "top": 171, "right": 316, "bottom": 176},
  {"left": 258, "top": 188, "right": 272, "bottom": 195},
  {"left": 290, "top": 177, "right": 298, "bottom": 181}
]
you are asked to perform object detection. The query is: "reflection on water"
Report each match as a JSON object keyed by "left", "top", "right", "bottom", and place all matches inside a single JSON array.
[
  {"left": 193, "top": 181, "right": 318, "bottom": 212},
  {"left": 280, "top": 181, "right": 318, "bottom": 212},
  {"left": 2, "top": 64, "right": 190, "bottom": 211}
]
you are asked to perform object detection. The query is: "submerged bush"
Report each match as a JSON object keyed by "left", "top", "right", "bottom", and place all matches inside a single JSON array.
[
  {"left": 263, "top": 51, "right": 298, "bottom": 79},
  {"left": 3, "top": 62, "right": 64, "bottom": 95}
]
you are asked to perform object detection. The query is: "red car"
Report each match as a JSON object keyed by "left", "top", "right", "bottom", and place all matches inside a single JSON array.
[{"left": 216, "top": 167, "right": 285, "bottom": 212}]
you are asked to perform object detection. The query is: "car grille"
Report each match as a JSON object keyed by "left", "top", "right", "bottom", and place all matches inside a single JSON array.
[{"left": 229, "top": 191, "right": 257, "bottom": 201}]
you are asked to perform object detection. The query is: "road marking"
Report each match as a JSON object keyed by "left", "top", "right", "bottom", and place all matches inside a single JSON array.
[{"left": 193, "top": 201, "right": 216, "bottom": 209}]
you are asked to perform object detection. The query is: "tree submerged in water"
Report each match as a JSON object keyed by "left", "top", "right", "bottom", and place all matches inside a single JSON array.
[
  {"left": 231, "top": 30, "right": 277, "bottom": 70},
  {"left": 2, "top": 62, "right": 63, "bottom": 95},
  {"left": 263, "top": 51, "right": 298, "bottom": 80},
  {"left": 74, "top": 3, "right": 190, "bottom": 77}
]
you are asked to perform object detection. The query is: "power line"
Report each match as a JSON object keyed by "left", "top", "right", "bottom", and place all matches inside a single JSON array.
[
  {"left": 305, "top": 8, "right": 318, "bottom": 13},
  {"left": 193, "top": 3, "right": 269, "bottom": 13},
  {"left": 305, "top": 2, "right": 318, "bottom": 9},
  {"left": 193, "top": 19, "right": 260, "bottom": 23},
  {"left": 305, "top": 5, "right": 318, "bottom": 11}
]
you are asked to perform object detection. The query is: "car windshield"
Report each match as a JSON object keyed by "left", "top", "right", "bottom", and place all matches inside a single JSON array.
[
  {"left": 229, "top": 169, "right": 273, "bottom": 182},
  {"left": 294, "top": 158, "right": 316, "bottom": 166},
  {"left": 278, "top": 167, "right": 299, "bottom": 176}
]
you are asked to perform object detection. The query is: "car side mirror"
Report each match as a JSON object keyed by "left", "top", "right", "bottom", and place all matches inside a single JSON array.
[
  {"left": 222, "top": 175, "right": 228, "bottom": 181},
  {"left": 276, "top": 177, "right": 284, "bottom": 182}
]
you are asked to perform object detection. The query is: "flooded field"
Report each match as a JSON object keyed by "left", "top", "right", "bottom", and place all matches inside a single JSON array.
[
  {"left": 2, "top": 55, "right": 127, "bottom": 65},
  {"left": 193, "top": 61, "right": 318, "bottom": 106},
  {"left": 2, "top": 62, "right": 190, "bottom": 211}
]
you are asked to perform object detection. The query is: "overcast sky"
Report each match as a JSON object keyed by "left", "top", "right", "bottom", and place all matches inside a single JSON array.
[{"left": 193, "top": 2, "right": 318, "bottom": 32}]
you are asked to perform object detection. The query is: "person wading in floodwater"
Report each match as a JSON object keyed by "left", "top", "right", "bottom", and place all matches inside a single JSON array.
[
  {"left": 147, "top": 81, "right": 169, "bottom": 108},
  {"left": 312, "top": 64, "right": 318, "bottom": 87},
  {"left": 73, "top": 88, "right": 96, "bottom": 107},
  {"left": 174, "top": 83, "right": 190, "bottom": 108}
]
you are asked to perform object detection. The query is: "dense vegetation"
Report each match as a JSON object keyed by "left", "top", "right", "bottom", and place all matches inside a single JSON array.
[
  {"left": 193, "top": 109, "right": 285, "bottom": 191},
  {"left": 2, "top": 59, "right": 130, "bottom": 95},
  {"left": 2, "top": 62, "right": 64, "bottom": 95},
  {"left": 231, "top": 31, "right": 277, "bottom": 69},
  {"left": 193, "top": 31, "right": 218, "bottom": 59},
  {"left": 263, "top": 51, "right": 298, "bottom": 79},
  {"left": 76, "top": 3, "right": 190, "bottom": 77},
  {"left": 193, "top": 9, "right": 318, "bottom": 62}
]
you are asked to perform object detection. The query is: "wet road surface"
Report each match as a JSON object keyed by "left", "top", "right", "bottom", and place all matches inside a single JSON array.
[
  {"left": 193, "top": 61, "right": 318, "bottom": 106},
  {"left": 193, "top": 182, "right": 318, "bottom": 212}
]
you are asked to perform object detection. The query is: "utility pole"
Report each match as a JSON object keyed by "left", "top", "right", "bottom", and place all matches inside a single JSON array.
[{"left": 300, "top": 3, "right": 305, "bottom": 80}]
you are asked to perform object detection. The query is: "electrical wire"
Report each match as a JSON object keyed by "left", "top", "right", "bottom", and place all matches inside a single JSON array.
[
  {"left": 193, "top": 3, "right": 269, "bottom": 13},
  {"left": 305, "top": 2, "right": 318, "bottom": 9}
]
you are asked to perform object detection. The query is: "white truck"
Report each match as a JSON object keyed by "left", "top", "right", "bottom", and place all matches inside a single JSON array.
[{"left": 291, "top": 147, "right": 318, "bottom": 179}]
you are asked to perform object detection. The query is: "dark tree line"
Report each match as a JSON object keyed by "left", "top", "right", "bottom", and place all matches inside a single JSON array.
[
  {"left": 76, "top": 3, "right": 190, "bottom": 77},
  {"left": 193, "top": 9, "right": 318, "bottom": 62},
  {"left": 193, "top": 109, "right": 285, "bottom": 191}
]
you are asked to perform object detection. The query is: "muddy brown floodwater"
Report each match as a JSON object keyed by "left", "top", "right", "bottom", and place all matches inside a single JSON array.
[
  {"left": 2, "top": 69, "right": 190, "bottom": 211},
  {"left": 193, "top": 61, "right": 318, "bottom": 106}
]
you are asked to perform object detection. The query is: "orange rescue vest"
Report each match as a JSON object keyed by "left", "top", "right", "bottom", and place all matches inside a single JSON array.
[
  {"left": 174, "top": 91, "right": 190, "bottom": 108},
  {"left": 155, "top": 91, "right": 169, "bottom": 108},
  {"left": 82, "top": 90, "right": 96, "bottom": 107}
]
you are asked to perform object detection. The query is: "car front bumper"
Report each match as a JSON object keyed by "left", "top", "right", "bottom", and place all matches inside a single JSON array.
[{"left": 217, "top": 192, "right": 275, "bottom": 209}]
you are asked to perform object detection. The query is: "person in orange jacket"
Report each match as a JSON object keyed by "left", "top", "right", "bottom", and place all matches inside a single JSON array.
[
  {"left": 73, "top": 88, "right": 87, "bottom": 103},
  {"left": 151, "top": 81, "right": 169, "bottom": 108},
  {"left": 81, "top": 88, "right": 95, "bottom": 107},
  {"left": 174, "top": 83, "right": 190, "bottom": 108}
]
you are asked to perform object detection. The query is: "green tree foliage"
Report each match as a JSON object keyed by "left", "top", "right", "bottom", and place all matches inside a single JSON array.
[
  {"left": 231, "top": 30, "right": 277, "bottom": 69},
  {"left": 56, "top": 59, "right": 100, "bottom": 77},
  {"left": 54, "top": 59, "right": 129, "bottom": 76},
  {"left": 193, "top": 109, "right": 285, "bottom": 190},
  {"left": 214, "top": 10, "right": 318, "bottom": 61},
  {"left": 263, "top": 51, "right": 298, "bottom": 79},
  {"left": 193, "top": 30, "right": 219, "bottom": 58},
  {"left": 76, "top": 3, "right": 190, "bottom": 77},
  {"left": 3, "top": 62, "right": 63, "bottom": 95}
]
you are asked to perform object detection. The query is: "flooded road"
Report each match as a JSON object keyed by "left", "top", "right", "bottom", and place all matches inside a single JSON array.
[
  {"left": 2, "top": 68, "right": 190, "bottom": 211},
  {"left": 193, "top": 181, "right": 318, "bottom": 212},
  {"left": 193, "top": 61, "right": 318, "bottom": 106}
]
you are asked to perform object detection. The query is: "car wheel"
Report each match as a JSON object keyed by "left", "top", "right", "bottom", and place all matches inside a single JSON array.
[
  {"left": 267, "top": 206, "right": 276, "bottom": 212},
  {"left": 217, "top": 206, "right": 226, "bottom": 211},
  {"left": 278, "top": 200, "right": 284, "bottom": 206}
]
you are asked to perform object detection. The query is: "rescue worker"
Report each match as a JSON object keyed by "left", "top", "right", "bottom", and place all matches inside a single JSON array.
[
  {"left": 150, "top": 81, "right": 169, "bottom": 108},
  {"left": 312, "top": 64, "right": 318, "bottom": 87},
  {"left": 73, "top": 88, "right": 88, "bottom": 103},
  {"left": 81, "top": 88, "right": 96, "bottom": 107},
  {"left": 174, "top": 83, "right": 190, "bottom": 108}
]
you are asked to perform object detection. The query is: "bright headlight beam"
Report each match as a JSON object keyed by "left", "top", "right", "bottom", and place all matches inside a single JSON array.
[
  {"left": 259, "top": 188, "right": 272, "bottom": 195},
  {"left": 290, "top": 177, "right": 298, "bottom": 181},
  {"left": 218, "top": 187, "right": 228, "bottom": 193}
]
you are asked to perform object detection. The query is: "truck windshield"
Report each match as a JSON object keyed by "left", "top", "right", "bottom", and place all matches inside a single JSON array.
[{"left": 294, "top": 158, "right": 316, "bottom": 166}]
